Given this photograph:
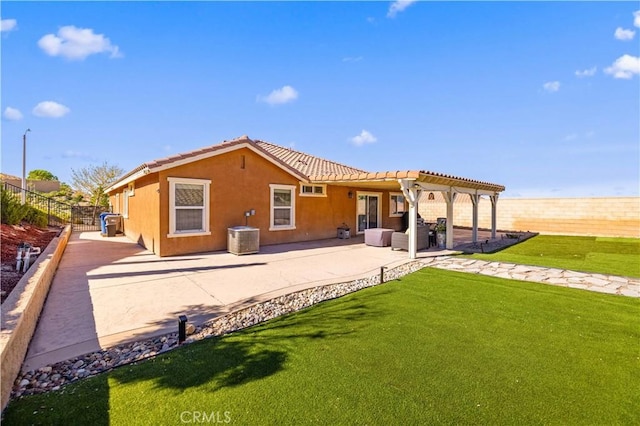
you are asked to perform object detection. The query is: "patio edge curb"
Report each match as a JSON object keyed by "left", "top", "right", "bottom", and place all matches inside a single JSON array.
[{"left": 0, "top": 225, "right": 71, "bottom": 412}]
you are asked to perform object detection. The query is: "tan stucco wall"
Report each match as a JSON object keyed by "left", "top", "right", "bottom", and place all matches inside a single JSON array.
[
  {"left": 1, "top": 226, "right": 71, "bottom": 411},
  {"left": 110, "top": 147, "right": 404, "bottom": 256},
  {"left": 125, "top": 174, "right": 160, "bottom": 252},
  {"left": 418, "top": 194, "right": 640, "bottom": 238},
  {"left": 156, "top": 147, "right": 403, "bottom": 256}
]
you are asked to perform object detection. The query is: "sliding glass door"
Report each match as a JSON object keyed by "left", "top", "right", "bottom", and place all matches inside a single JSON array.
[{"left": 356, "top": 192, "right": 382, "bottom": 233}]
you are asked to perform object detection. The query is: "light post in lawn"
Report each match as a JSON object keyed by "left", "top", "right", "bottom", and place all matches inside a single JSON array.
[{"left": 21, "top": 128, "right": 31, "bottom": 204}]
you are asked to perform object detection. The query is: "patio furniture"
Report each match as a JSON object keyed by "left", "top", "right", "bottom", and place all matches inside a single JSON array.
[
  {"left": 428, "top": 223, "right": 437, "bottom": 247},
  {"left": 391, "top": 226, "right": 431, "bottom": 251},
  {"left": 364, "top": 228, "right": 395, "bottom": 247}
]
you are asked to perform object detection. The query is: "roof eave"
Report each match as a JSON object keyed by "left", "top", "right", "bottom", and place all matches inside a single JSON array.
[{"left": 105, "top": 165, "right": 150, "bottom": 193}]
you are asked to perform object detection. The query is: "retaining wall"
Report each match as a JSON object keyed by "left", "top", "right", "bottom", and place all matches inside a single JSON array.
[
  {"left": 418, "top": 196, "right": 639, "bottom": 238},
  {"left": 0, "top": 225, "right": 71, "bottom": 411}
]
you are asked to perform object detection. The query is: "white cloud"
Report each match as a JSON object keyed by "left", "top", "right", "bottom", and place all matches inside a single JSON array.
[
  {"left": 62, "top": 150, "right": 95, "bottom": 160},
  {"left": 614, "top": 27, "right": 636, "bottom": 41},
  {"left": 3, "top": 107, "right": 23, "bottom": 121},
  {"left": 342, "top": 56, "right": 363, "bottom": 63},
  {"left": 1, "top": 18, "right": 17, "bottom": 32},
  {"left": 542, "top": 81, "right": 560, "bottom": 92},
  {"left": 575, "top": 67, "right": 597, "bottom": 78},
  {"left": 634, "top": 10, "right": 640, "bottom": 28},
  {"left": 387, "top": 0, "right": 417, "bottom": 18},
  {"left": 563, "top": 131, "right": 595, "bottom": 142},
  {"left": 32, "top": 101, "right": 70, "bottom": 118},
  {"left": 604, "top": 54, "right": 640, "bottom": 79},
  {"left": 38, "top": 25, "right": 122, "bottom": 60},
  {"left": 257, "top": 85, "right": 298, "bottom": 105},
  {"left": 350, "top": 130, "right": 377, "bottom": 146}
]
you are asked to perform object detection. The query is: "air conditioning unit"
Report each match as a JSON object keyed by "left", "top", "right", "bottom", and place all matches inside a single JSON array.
[{"left": 227, "top": 226, "right": 260, "bottom": 255}]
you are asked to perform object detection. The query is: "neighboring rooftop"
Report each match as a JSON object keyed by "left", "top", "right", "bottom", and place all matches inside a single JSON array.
[{"left": 0, "top": 173, "right": 22, "bottom": 181}]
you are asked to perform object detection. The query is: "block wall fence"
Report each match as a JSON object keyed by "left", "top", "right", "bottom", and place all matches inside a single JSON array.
[{"left": 418, "top": 195, "right": 639, "bottom": 238}]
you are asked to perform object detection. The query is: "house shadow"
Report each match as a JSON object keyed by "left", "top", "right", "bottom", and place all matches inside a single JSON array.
[{"left": 109, "top": 287, "right": 391, "bottom": 394}]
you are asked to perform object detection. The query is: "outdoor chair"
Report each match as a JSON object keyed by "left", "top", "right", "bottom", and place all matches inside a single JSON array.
[{"left": 391, "top": 226, "right": 430, "bottom": 251}]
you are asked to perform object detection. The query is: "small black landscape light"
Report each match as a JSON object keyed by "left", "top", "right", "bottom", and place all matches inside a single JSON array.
[
  {"left": 178, "top": 315, "right": 188, "bottom": 344},
  {"left": 380, "top": 266, "right": 387, "bottom": 284}
]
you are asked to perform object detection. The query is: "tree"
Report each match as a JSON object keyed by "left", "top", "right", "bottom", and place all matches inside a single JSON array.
[
  {"left": 28, "top": 169, "right": 59, "bottom": 181},
  {"left": 71, "top": 162, "right": 124, "bottom": 210}
]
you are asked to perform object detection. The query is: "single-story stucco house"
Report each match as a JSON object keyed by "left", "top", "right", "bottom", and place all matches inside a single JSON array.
[{"left": 106, "top": 136, "right": 505, "bottom": 258}]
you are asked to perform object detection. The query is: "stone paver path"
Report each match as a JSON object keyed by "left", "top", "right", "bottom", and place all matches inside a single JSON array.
[{"left": 421, "top": 257, "right": 640, "bottom": 297}]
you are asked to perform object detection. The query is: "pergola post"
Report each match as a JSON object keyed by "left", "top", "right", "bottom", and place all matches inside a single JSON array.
[
  {"left": 490, "top": 194, "right": 499, "bottom": 239},
  {"left": 470, "top": 193, "right": 480, "bottom": 243},
  {"left": 442, "top": 190, "right": 456, "bottom": 249},
  {"left": 399, "top": 179, "right": 421, "bottom": 259}
]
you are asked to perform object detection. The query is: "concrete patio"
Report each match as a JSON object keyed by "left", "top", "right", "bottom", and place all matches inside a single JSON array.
[{"left": 23, "top": 228, "right": 496, "bottom": 372}]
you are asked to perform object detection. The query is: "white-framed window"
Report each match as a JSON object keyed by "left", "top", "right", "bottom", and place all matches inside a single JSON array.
[
  {"left": 127, "top": 182, "right": 135, "bottom": 196},
  {"left": 168, "top": 177, "right": 211, "bottom": 238},
  {"left": 389, "top": 192, "right": 406, "bottom": 217},
  {"left": 270, "top": 184, "right": 296, "bottom": 231},
  {"left": 299, "top": 183, "right": 327, "bottom": 197}
]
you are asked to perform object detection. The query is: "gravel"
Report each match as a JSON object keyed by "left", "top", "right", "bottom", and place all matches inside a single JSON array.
[{"left": 11, "top": 260, "right": 426, "bottom": 399}]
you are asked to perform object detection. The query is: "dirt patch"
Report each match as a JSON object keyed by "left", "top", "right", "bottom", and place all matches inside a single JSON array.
[{"left": 1, "top": 223, "right": 61, "bottom": 304}]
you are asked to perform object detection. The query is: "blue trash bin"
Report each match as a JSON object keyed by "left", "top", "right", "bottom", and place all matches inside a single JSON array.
[{"left": 100, "top": 212, "right": 114, "bottom": 235}]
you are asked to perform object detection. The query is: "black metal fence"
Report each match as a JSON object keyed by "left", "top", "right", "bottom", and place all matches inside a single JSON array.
[{"left": 2, "top": 181, "right": 110, "bottom": 232}]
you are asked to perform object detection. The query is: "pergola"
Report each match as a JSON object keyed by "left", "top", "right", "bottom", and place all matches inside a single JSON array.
[{"left": 311, "top": 170, "right": 506, "bottom": 259}]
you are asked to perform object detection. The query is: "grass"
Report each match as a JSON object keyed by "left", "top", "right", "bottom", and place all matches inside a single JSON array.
[
  {"left": 4, "top": 268, "right": 638, "bottom": 425},
  {"left": 466, "top": 235, "right": 640, "bottom": 278}
]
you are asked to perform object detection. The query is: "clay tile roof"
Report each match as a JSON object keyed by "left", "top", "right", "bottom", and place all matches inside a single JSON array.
[
  {"left": 107, "top": 135, "right": 504, "bottom": 193},
  {"left": 254, "top": 140, "right": 368, "bottom": 177},
  {"left": 146, "top": 135, "right": 253, "bottom": 169},
  {"left": 0, "top": 173, "right": 21, "bottom": 181}
]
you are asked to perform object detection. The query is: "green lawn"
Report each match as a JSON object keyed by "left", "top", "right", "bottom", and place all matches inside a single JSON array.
[
  {"left": 4, "top": 269, "right": 638, "bottom": 425},
  {"left": 466, "top": 235, "right": 640, "bottom": 277}
]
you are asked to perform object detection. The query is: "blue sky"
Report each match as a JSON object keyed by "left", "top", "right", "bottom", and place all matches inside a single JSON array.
[{"left": 1, "top": 1, "right": 639, "bottom": 198}]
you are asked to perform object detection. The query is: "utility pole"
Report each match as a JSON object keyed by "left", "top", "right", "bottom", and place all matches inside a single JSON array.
[{"left": 22, "top": 128, "right": 31, "bottom": 204}]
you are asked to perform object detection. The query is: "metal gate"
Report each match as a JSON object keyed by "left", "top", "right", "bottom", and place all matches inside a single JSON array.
[{"left": 2, "top": 181, "right": 111, "bottom": 232}]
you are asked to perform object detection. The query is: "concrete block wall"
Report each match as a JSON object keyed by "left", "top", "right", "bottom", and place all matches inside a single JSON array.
[
  {"left": 2, "top": 178, "right": 61, "bottom": 194},
  {"left": 0, "top": 226, "right": 71, "bottom": 411},
  {"left": 418, "top": 194, "right": 639, "bottom": 238}
]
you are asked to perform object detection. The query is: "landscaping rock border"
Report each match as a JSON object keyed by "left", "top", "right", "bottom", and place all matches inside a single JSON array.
[{"left": 11, "top": 260, "right": 427, "bottom": 399}]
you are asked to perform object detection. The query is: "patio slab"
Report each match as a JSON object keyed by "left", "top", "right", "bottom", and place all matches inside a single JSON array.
[{"left": 22, "top": 227, "right": 500, "bottom": 372}]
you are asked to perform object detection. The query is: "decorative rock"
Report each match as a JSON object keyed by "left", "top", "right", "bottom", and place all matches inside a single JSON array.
[{"left": 10, "top": 258, "right": 636, "bottom": 401}]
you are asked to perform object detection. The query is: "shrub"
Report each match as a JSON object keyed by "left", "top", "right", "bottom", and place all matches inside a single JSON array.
[
  {"left": 1, "top": 187, "right": 30, "bottom": 225},
  {"left": 24, "top": 207, "right": 48, "bottom": 227}
]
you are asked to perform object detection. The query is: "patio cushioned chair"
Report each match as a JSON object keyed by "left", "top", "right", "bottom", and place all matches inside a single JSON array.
[{"left": 391, "top": 226, "right": 430, "bottom": 251}]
